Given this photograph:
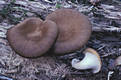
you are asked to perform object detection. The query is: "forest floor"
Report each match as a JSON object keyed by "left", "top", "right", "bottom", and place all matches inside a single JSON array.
[{"left": 0, "top": 0, "right": 121, "bottom": 80}]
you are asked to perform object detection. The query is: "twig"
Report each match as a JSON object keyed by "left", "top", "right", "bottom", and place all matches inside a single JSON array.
[
  {"left": 92, "top": 25, "right": 121, "bottom": 32},
  {"left": 107, "top": 71, "right": 114, "bottom": 80}
]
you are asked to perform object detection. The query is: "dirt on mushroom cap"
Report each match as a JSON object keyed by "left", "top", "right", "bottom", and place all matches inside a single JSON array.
[
  {"left": 46, "top": 9, "right": 92, "bottom": 55},
  {"left": 7, "top": 18, "right": 58, "bottom": 58}
]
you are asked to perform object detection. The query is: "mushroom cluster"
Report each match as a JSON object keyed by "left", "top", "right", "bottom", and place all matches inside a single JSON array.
[{"left": 7, "top": 9, "right": 92, "bottom": 58}]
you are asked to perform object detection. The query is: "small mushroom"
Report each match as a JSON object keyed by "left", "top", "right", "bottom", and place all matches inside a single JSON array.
[
  {"left": 71, "top": 48, "right": 102, "bottom": 73},
  {"left": 46, "top": 9, "right": 92, "bottom": 55},
  {"left": 7, "top": 18, "right": 58, "bottom": 58},
  {"left": 114, "top": 56, "right": 121, "bottom": 66}
]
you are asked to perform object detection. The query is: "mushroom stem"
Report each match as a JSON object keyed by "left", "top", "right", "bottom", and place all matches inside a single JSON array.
[{"left": 71, "top": 48, "right": 101, "bottom": 73}]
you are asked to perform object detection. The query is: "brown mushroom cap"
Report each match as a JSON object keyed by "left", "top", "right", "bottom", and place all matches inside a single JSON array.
[
  {"left": 46, "top": 9, "right": 92, "bottom": 54},
  {"left": 7, "top": 18, "right": 58, "bottom": 58}
]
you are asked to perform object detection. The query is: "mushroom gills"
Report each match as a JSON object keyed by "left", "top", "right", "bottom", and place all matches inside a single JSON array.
[{"left": 71, "top": 48, "right": 101, "bottom": 73}]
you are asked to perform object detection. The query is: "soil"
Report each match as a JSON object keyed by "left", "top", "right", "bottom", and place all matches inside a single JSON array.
[{"left": 0, "top": 0, "right": 121, "bottom": 80}]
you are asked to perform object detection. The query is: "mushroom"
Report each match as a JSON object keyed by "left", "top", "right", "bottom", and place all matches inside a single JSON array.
[
  {"left": 46, "top": 9, "right": 92, "bottom": 55},
  {"left": 7, "top": 17, "right": 58, "bottom": 58},
  {"left": 114, "top": 56, "right": 121, "bottom": 66},
  {"left": 71, "top": 48, "right": 102, "bottom": 73}
]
